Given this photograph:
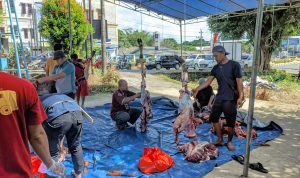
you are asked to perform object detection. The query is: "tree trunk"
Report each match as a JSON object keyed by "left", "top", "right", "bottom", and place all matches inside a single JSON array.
[{"left": 259, "top": 45, "right": 272, "bottom": 72}]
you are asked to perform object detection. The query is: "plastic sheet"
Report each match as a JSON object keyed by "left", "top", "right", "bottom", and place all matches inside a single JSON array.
[{"left": 61, "top": 97, "right": 282, "bottom": 177}]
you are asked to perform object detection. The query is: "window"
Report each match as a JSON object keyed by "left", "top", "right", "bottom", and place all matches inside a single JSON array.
[
  {"left": 21, "top": 3, "right": 26, "bottom": 14},
  {"left": 28, "top": 4, "right": 32, "bottom": 15},
  {"left": 30, "top": 29, "right": 35, "bottom": 39},
  {"left": 0, "top": 27, "right": 5, "bottom": 33},
  {"left": 97, "top": 8, "right": 101, "bottom": 19},
  {"left": 9, "top": 0, "right": 14, "bottom": 13},
  {"left": 24, "top": 28, "right": 28, "bottom": 39}
]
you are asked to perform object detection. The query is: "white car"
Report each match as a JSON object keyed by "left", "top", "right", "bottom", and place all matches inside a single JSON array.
[
  {"left": 239, "top": 54, "right": 253, "bottom": 70},
  {"left": 197, "top": 54, "right": 217, "bottom": 70},
  {"left": 185, "top": 54, "right": 201, "bottom": 69}
]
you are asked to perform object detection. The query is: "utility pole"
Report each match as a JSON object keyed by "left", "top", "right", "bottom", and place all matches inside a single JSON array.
[
  {"left": 199, "top": 29, "right": 203, "bottom": 53},
  {"left": 83, "top": 0, "right": 88, "bottom": 59},
  {"left": 89, "top": 0, "right": 94, "bottom": 74},
  {"left": 101, "top": 0, "right": 106, "bottom": 73},
  {"left": 68, "top": 0, "right": 72, "bottom": 54}
]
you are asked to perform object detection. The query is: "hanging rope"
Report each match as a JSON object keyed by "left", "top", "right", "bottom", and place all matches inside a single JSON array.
[{"left": 265, "top": 1, "right": 276, "bottom": 47}]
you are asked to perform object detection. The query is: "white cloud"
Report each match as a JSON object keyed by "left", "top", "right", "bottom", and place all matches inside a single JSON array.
[{"left": 117, "top": 6, "right": 212, "bottom": 42}]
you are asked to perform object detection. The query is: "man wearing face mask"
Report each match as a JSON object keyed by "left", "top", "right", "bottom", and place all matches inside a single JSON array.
[
  {"left": 111, "top": 79, "right": 142, "bottom": 130},
  {"left": 193, "top": 46, "right": 244, "bottom": 151},
  {"left": 36, "top": 50, "right": 76, "bottom": 99}
]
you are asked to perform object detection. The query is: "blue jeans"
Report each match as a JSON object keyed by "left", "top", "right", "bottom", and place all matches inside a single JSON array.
[
  {"left": 113, "top": 108, "right": 142, "bottom": 127},
  {"left": 43, "top": 111, "right": 84, "bottom": 174}
]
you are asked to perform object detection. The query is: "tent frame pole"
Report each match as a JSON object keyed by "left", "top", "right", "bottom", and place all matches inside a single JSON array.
[
  {"left": 6, "top": 0, "right": 21, "bottom": 78},
  {"left": 243, "top": 0, "right": 264, "bottom": 177},
  {"left": 101, "top": 0, "right": 107, "bottom": 73},
  {"left": 11, "top": 0, "right": 29, "bottom": 79},
  {"left": 180, "top": 21, "right": 183, "bottom": 57}
]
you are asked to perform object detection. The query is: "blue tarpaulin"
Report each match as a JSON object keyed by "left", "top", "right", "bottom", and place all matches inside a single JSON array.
[
  {"left": 62, "top": 97, "right": 282, "bottom": 177},
  {"left": 120, "top": 0, "right": 289, "bottom": 20}
]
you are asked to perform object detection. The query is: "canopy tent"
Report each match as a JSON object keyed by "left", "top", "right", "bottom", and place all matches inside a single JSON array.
[{"left": 111, "top": 0, "right": 294, "bottom": 24}]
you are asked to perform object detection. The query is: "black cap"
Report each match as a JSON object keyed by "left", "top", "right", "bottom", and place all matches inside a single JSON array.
[
  {"left": 53, "top": 50, "right": 65, "bottom": 60},
  {"left": 212, "top": 45, "right": 230, "bottom": 55}
]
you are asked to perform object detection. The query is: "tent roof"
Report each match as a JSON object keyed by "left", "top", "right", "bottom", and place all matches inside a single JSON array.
[{"left": 119, "top": 0, "right": 290, "bottom": 21}]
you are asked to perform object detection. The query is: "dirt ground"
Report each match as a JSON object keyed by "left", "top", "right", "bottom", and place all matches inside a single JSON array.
[{"left": 85, "top": 71, "right": 300, "bottom": 178}]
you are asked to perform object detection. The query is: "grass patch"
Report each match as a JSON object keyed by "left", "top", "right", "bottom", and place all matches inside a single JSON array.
[
  {"left": 271, "top": 58, "right": 299, "bottom": 64},
  {"left": 88, "top": 68, "right": 120, "bottom": 94}
]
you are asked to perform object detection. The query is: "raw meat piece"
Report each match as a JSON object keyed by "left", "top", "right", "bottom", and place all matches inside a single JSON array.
[
  {"left": 173, "top": 89, "right": 198, "bottom": 144},
  {"left": 178, "top": 141, "right": 218, "bottom": 162}
]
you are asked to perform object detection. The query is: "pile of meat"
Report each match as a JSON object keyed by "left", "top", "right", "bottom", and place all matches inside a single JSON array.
[
  {"left": 178, "top": 141, "right": 218, "bottom": 162},
  {"left": 140, "top": 88, "right": 152, "bottom": 132}
]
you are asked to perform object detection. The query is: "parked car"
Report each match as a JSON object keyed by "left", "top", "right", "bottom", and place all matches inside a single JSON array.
[
  {"left": 146, "top": 55, "right": 182, "bottom": 70},
  {"left": 185, "top": 54, "right": 202, "bottom": 69},
  {"left": 197, "top": 54, "right": 217, "bottom": 70},
  {"left": 239, "top": 54, "right": 253, "bottom": 70}
]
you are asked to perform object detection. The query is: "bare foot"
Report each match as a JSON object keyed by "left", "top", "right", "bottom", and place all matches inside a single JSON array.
[
  {"left": 227, "top": 142, "right": 235, "bottom": 151},
  {"left": 212, "top": 140, "right": 224, "bottom": 146}
]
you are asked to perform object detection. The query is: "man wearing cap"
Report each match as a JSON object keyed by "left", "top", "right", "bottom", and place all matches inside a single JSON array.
[
  {"left": 192, "top": 78, "right": 215, "bottom": 112},
  {"left": 193, "top": 45, "right": 244, "bottom": 151},
  {"left": 36, "top": 50, "right": 76, "bottom": 99}
]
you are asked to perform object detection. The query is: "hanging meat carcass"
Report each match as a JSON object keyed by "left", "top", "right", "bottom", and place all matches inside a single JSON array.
[
  {"left": 173, "top": 63, "right": 201, "bottom": 144},
  {"left": 177, "top": 141, "right": 218, "bottom": 162},
  {"left": 137, "top": 39, "right": 153, "bottom": 132}
]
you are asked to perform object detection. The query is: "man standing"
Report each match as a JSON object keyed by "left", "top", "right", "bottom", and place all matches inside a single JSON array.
[
  {"left": 0, "top": 72, "right": 65, "bottom": 177},
  {"left": 111, "top": 79, "right": 142, "bottom": 130},
  {"left": 37, "top": 50, "right": 76, "bottom": 99},
  {"left": 193, "top": 46, "right": 244, "bottom": 151},
  {"left": 40, "top": 93, "right": 84, "bottom": 178}
]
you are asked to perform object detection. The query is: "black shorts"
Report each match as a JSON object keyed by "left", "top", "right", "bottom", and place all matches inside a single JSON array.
[{"left": 209, "top": 100, "right": 237, "bottom": 128}]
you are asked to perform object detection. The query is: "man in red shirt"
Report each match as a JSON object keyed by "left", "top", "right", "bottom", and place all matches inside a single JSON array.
[
  {"left": 111, "top": 79, "right": 141, "bottom": 130},
  {"left": 0, "top": 72, "right": 65, "bottom": 177}
]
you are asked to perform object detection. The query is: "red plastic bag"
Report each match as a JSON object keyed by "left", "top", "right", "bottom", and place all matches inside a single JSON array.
[
  {"left": 31, "top": 155, "right": 46, "bottom": 178},
  {"left": 138, "top": 147, "right": 174, "bottom": 174}
]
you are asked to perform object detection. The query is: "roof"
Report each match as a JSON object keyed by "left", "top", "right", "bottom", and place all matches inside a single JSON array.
[{"left": 119, "top": 0, "right": 290, "bottom": 22}]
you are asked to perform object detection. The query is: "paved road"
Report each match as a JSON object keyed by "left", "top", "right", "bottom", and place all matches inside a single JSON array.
[{"left": 271, "top": 62, "right": 300, "bottom": 74}]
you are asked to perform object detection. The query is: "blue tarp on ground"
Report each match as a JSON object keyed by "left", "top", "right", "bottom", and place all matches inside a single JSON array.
[{"left": 62, "top": 97, "right": 282, "bottom": 177}]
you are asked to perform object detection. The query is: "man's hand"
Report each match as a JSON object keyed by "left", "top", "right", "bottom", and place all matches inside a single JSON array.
[
  {"left": 36, "top": 78, "right": 45, "bottom": 85},
  {"left": 237, "top": 97, "right": 245, "bottom": 108},
  {"left": 192, "top": 89, "right": 198, "bottom": 98},
  {"left": 48, "top": 162, "right": 66, "bottom": 177},
  {"left": 135, "top": 92, "right": 141, "bottom": 98}
]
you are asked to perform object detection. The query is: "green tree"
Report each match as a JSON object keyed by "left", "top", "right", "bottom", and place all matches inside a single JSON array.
[
  {"left": 161, "top": 38, "right": 178, "bottom": 48},
  {"left": 208, "top": 2, "right": 300, "bottom": 71},
  {"left": 118, "top": 28, "right": 154, "bottom": 47},
  {"left": 39, "top": 0, "right": 93, "bottom": 54},
  {"left": 0, "top": 9, "right": 3, "bottom": 25}
]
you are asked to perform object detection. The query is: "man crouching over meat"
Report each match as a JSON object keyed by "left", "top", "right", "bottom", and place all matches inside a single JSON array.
[
  {"left": 36, "top": 85, "right": 84, "bottom": 178},
  {"left": 111, "top": 79, "right": 142, "bottom": 130}
]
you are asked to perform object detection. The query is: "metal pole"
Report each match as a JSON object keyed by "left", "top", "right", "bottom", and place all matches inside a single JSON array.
[
  {"left": 89, "top": 0, "right": 94, "bottom": 74},
  {"left": 6, "top": 0, "right": 21, "bottom": 77},
  {"left": 243, "top": 0, "right": 264, "bottom": 177},
  {"left": 180, "top": 21, "right": 182, "bottom": 57},
  {"left": 33, "top": 8, "right": 39, "bottom": 55},
  {"left": 68, "top": 0, "right": 72, "bottom": 54},
  {"left": 200, "top": 29, "right": 203, "bottom": 53},
  {"left": 11, "top": 0, "right": 29, "bottom": 78},
  {"left": 101, "top": 0, "right": 106, "bottom": 73}
]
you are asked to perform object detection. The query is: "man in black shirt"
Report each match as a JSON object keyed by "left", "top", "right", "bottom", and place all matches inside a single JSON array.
[
  {"left": 193, "top": 78, "right": 215, "bottom": 112},
  {"left": 193, "top": 46, "right": 244, "bottom": 151}
]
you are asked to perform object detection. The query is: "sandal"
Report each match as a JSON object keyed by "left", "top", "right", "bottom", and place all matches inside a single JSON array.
[
  {"left": 249, "top": 162, "right": 268, "bottom": 173},
  {"left": 231, "top": 155, "right": 244, "bottom": 165}
]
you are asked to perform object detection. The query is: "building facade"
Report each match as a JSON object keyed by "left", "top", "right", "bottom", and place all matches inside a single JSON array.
[{"left": 0, "top": 0, "right": 118, "bottom": 57}]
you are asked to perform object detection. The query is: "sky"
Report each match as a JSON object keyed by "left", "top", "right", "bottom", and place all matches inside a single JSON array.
[{"left": 116, "top": 6, "right": 212, "bottom": 43}]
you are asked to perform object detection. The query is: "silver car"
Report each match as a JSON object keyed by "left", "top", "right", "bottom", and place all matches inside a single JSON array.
[{"left": 197, "top": 54, "right": 217, "bottom": 70}]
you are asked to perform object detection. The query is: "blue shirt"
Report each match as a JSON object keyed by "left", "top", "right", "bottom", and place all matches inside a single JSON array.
[
  {"left": 40, "top": 94, "right": 81, "bottom": 121},
  {"left": 52, "top": 60, "right": 76, "bottom": 94},
  {"left": 210, "top": 60, "right": 242, "bottom": 101}
]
